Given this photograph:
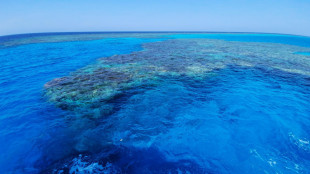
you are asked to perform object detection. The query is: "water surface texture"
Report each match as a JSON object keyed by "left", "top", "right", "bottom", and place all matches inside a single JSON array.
[{"left": 1, "top": 33, "right": 310, "bottom": 173}]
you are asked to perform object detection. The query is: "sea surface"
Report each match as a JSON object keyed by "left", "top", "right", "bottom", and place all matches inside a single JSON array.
[{"left": 1, "top": 32, "right": 310, "bottom": 173}]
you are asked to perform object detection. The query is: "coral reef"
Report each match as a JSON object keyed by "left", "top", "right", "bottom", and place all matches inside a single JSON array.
[{"left": 44, "top": 39, "right": 310, "bottom": 117}]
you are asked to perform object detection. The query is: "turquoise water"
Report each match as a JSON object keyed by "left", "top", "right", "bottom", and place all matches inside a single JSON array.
[
  {"left": 1, "top": 33, "right": 310, "bottom": 173},
  {"left": 169, "top": 33, "right": 310, "bottom": 47},
  {"left": 295, "top": 52, "right": 310, "bottom": 56}
]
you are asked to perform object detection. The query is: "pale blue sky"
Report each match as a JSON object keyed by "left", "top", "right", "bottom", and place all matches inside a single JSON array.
[{"left": 1, "top": 0, "right": 310, "bottom": 36}]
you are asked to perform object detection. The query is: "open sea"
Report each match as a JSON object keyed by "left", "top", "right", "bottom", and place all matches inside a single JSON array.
[{"left": 1, "top": 32, "right": 310, "bottom": 173}]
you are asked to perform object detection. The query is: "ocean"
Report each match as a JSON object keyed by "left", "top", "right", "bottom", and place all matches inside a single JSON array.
[{"left": 1, "top": 32, "right": 310, "bottom": 173}]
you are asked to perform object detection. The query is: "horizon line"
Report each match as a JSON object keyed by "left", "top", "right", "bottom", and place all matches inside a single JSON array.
[{"left": 1, "top": 31, "right": 310, "bottom": 39}]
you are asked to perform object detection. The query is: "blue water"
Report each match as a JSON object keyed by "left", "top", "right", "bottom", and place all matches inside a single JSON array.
[
  {"left": 0, "top": 37, "right": 164, "bottom": 173},
  {"left": 1, "top": 33, "right": 310, "bottom": 173}
]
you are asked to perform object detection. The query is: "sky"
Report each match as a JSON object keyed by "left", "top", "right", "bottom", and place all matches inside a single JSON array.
[{"left": 1, "top": 0, "right": 310, "bottom": 36}]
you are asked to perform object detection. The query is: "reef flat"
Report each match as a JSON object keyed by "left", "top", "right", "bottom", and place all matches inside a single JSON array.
[
  {"left": 44, "top": 38, "right": 310, "bottom": 118},
  {"left": 0, "top": 32, "right": 172, "bottom": 48}
]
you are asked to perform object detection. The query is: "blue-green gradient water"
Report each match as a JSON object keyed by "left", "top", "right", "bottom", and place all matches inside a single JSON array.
[{"left": 1, "top": 33, "right": 310, "bottom": 173}]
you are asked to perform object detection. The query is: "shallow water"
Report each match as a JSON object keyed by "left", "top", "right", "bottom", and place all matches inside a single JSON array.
[
  {"left": 1, "top": 33, "right": 310, "bottom": 173},
  {"left": 295, "top": 52, "right": 310, "bottom": 56}
]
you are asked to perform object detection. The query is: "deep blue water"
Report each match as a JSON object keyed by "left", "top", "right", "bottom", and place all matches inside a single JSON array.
[
  {"left": 1, "top": 33, "right": 310, "bottom": 173},
  {"left": 0, "top": 37, "right": 164, "bottom": 173}
]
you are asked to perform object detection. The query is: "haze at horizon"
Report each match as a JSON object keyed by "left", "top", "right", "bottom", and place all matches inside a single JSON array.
[{"left": 1, "top": 0, "right": 310, "bottom": 36}]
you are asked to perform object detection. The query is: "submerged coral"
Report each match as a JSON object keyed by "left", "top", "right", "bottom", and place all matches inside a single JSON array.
[
  {"left": 44, "top": 38, "right": 310, "bottom": 117},
  {"left": 46, "top": 146, "right": 205, "bottom": 174}
]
